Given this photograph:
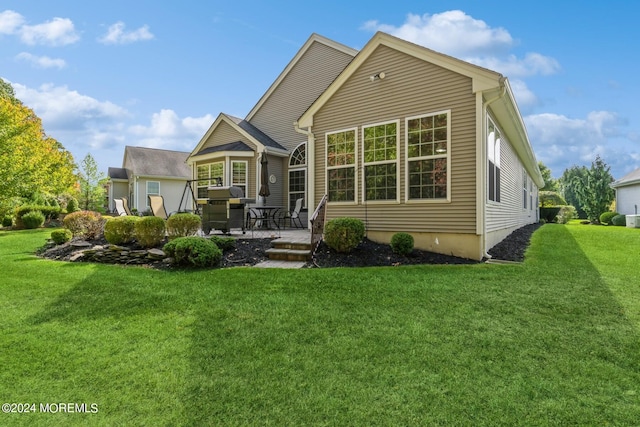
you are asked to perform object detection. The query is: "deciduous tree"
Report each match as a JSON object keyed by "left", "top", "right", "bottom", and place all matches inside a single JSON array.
[{"left": 78, "top": 154, "right": 106, "bottom": 211}]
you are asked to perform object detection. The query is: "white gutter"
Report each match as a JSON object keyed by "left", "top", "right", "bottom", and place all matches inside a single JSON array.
[
  {"left": 294, "top": 121, "right": 315, "bottom": 228},
  {"left": 480, "top": 77, "right": 507, "bottom": 260}
]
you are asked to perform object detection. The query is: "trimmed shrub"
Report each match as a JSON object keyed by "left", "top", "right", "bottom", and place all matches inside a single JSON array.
[
  {"left": 166, "top": 213, "right": 201, "bottom": 240},
  {"left": 539, "top": 191, "right": 567, "bottom": 207},
  {"left": 163, "top": 236, "right": 222, "bottom": 268},
  {"left": 66, "top": 198, "right": 79, "bottom": 213},
  {"left": 539, "top": 207, "right": 562, "bottom": 223},
  {"left": 209, "top": 235, "right": 236, "bottom": 251},
  {"left": 15, "top": 205, "right": 61, "bottom": 221},
  {"left": 2, "top": 215, "right": 13, "bottom": 227},
  {"left": 22, "top": 211, "right": 45, "bottom": 229},
  {"left": 612, "top": 214, "right": 627, "bottom": 226},
  {"left": 324, "top": 217, "right": 365, "bottom": 253},
  {"left": 391, "top": 232, "right": 414, "bottom": 256},
  {"left": 104, "top": 216, "right": 139, "bottom": 245},
  {"left": 599, "top": 211, "right": 618, "bottom": 225},
  {"left": 134, "top": 216, "right": 166, "bottom": 248},
  {"left": 51, "top": 229, "right": 73, "bottom": 245},
  {"left": 63, "top": 210, "right": 105, "bottom": 239}
]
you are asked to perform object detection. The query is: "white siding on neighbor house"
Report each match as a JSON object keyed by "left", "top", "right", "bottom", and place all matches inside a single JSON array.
[
  {"left": 134, "top": 178, "right": 191, "bottom": 214},
  {"left": 616, "top": 185, "right": 640, "bottom": 215},
  {"left": 248, "top": 41, "right": 355, "bottom": 151},
  {"left": 485, "top": 120, "right": 538, "bottom": 245}
]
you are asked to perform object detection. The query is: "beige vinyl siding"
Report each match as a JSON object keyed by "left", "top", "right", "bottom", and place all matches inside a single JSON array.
[
  {"left": 313, "top": 45, "right": 477, "bottom": 234},
  {"left": 249, "top": 41, "right": 354, "bottom": 151},
  {"left": 200, "top": 121, "right": 258, "bottom": 152},
  {"left": 486, "top": 130, "right": 538, "bottom": 232}
]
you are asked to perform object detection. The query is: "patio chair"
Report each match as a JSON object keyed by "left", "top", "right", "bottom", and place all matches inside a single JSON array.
[
  {"left": 279, "top": 198, "right": 304, "bottom": 229},
  {"left": 114, "top": 198, "right": 127, "bottom": 216},
  {"left": 148, "top": 195, "right": 170, "bottom": 219},
  {"left": 121, "top": 197, "right": 133, "bottom": 215}
]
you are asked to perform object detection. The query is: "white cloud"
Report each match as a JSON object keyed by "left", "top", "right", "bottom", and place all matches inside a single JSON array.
[
  {"left": 0, "top": 9, "right": 24, "bottom": 34},
  {"left": 129, "top": 109, "right": 214, "bottom": 150},
  {"left": 20, "top": 17, "right": 79, "bottom": 46},
  {"left": 99, "top": 21, "right": 154, "bottom": 45},
  {"left": 363, "top": 10, "right": 559, "bottom": 79},
  {"left": 509, "top": 79, "right": 539, "bottom": 111},
  {"left": 364, "top": 11, "right": 513, "bottom": 57},
  {"left": 15, "top": 52, "right": 66, "bottom": 69},
  {"left": 12, "top": 82, "right": 129, "bottom": 130}
]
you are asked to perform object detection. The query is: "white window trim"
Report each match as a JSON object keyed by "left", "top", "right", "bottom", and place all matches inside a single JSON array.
[
  {"left": 487, "top": 116, "right": 502, "bottom": 204},
  {"left": 231, "top": 160, "right": 248, "bottom": 196},
  {"left": 361, "top": 119, "right": 400, "bottom": 204},
  {"left": 197, "top": 160, "right": 225, "bottom": 201},
  {"left": 404, "top": 110, "right": 452, "bottom": 203},
  {"left": 523, "top": 168, "right": 529, "bottom": 210},
  {"left": 146, "top": 180, "right": 160, "bottom": 208},
  {"left": 325, "top": 127, "right": 358, "bottom": 205},
  {"left": 289, "top": 142, "right": 307, "bottom": 209}
]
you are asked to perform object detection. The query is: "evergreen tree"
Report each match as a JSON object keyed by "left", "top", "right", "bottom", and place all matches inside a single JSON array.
[
  {"left": 559, "top": 165, "right": 588, "bottom": 219},
  {"left": 572, "top": 155, "right": 615, "bottom": 223},
  {"left": 538, "top": 161, "right": 558, "bottom": 191}
]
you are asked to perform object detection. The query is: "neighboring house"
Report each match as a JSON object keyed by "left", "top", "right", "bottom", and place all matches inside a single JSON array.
[
  {"left": 610, "top": 167, "right": 640, "bottom": 215},
  {"left": 108, "top": 146, "right": 193, "bottom": 214},
  {"left": 189, "top": 31, "right": 543, "bottom": 260}
]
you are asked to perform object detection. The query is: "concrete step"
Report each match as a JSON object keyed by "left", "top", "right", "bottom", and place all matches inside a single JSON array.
[
  {"left": 265, "top": 248, "right": 311, "bottom": 262},
  {"left": 271, "top": 238, "right": 312, "bottom": 251}
]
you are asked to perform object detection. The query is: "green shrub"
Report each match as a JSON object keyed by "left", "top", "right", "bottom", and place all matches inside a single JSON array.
[
  {"left": 15, "top": 205, "right": 61, "bottom": 221},
  {"left": 66, "top": 198, "right": 79, "bottom": 213},
  {"left": 163, "top": 236, "right": 222, "bottom": 268},
  {"left": 612, "top": 214, "right": 627, "bottom": 226},
  {"left": 50, "top": 229, "right": 73, "bottom": 245},
  {"left": 391, "top": 232, "right": 414, "bottom": 256},
  {"left": 556, "top": 205, "right": 577, "bottom": 224},
  {"left": 104, "top": 216, "right": 139, "bottom": 245},
  {"left": 324, "top": 217, "right": 365, "bottom": 253},
  {"left": 599, "top": 211, "right": 618, "bottom": 225},
  {"left": 539, "top": 191, "right": 567, "bottom": 207},
  {"left": 166, "top": 213, "right": 201, "bottom": 240},
  {"left": 2, "top": 215, "right": 13, "bottom": 227},
  {"left": 209, "top": 235, "right": 236, "bottom": 251},
  {"left": 539, "top": 207, "right": 562, "bottom": 223},
  {"left": 135, "top": 216, "right": 166, "bottom": 248},
  {"left": 63, "top": 210, "right": 104, "bottom": 239},
  {"left": 22, "top": 211, "right": 45, "bottom": 229}
]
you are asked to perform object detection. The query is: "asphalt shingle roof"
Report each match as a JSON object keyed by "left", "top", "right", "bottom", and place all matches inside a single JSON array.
[
  {"left": 123, "top": 146, "right": 191, "bottom": 178},
  {"left": 227, "top": 115, "right": 286, "bottom": 151}
]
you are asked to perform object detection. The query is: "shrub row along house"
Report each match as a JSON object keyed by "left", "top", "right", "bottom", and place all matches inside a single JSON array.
[{"left": 109, "top": 31, "right": 543, "bottom": 261}]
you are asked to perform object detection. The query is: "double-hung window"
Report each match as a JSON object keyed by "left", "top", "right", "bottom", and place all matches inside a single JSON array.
[
  {"left": 406, "top": 111, "right": 450, "bottom": 200},
  {"left": 523, "top": 169, "right": 528, "bottom": 209},
  {"left": 326, "top": 128, "right": 356, "bottom": 202},
  {"left": 488, "top": 118, "right": 501, "bottom": 202},
  {"left": 197, "top": 162, "right": 224, "bottom": 199},
  {"left": 231, "top": 161, "right": 247, "bottom": 197},
  {"left": 363, "top": 121, "right": 399, "bottom": 201}
]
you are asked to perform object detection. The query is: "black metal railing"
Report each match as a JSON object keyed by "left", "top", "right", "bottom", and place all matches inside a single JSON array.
[{"left": 309, "top": 194, "right": 327, "bottom": 254}]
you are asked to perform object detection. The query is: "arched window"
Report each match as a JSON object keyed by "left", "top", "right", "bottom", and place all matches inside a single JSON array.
[{"left": 289, "top": 143, "right": 306, "bottom": 210}]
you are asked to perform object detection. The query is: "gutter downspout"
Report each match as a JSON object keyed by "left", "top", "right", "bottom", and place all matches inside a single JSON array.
[
  {"left": 294, "top": 121, "right": 314, "bottom": 229},
  {"left": 481, "top": 77, "right": 507, "bottom": 260}
]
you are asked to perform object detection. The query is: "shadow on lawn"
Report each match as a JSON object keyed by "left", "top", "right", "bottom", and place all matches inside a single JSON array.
[{"left": 181, "top": 224, "right": 640, "bottom": 425}]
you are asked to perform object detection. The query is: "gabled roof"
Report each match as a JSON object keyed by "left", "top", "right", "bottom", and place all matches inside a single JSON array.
[
  {"left": 296, "top": 31, "right": 543, "bottom": 187},
  {"left": 245, "top": 33, "right": 358, "bottom": 122},
  {"left": 189, "top": 113, "right": 287, "bottom": 161},
  {"left": 123, "top": 146, "right": 191, "bottom": 179},
  {"left": 611, "top": 167, "right": 640, "bottom": 188}
]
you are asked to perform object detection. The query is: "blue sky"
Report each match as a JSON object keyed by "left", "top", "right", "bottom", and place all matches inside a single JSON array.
[{"left": 2, "top": 1, "right": 639, "bottom": 180}]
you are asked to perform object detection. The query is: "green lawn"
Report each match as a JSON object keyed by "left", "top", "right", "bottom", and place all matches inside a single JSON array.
[{"left": 1, "top": 224, "right": 639, "bottom": 426}]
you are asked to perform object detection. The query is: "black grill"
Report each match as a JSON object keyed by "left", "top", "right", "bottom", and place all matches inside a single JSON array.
[{"left": 201, "top": 186, "right": 255, "bottom": 234}]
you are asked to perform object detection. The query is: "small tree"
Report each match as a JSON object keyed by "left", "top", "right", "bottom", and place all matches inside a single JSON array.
[
  {"left": 78, "top": 154, "right": 106, "bottom": 212},
  {"left": 573, "top": 155, "right": 615, "bottom": 223},
  {"left": 559, "top": 165, "right": 588, "bottom": 219},
  {"left": 538, "top": 161, "right": 558, "bottom": 191}
]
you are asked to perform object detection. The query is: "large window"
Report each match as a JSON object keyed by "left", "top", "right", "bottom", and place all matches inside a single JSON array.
[
  {"left": 231, "top": 161, "right": 247, "bottom": 197},
  {"left": 326, "top": 129, "right": 356, "bottom": 202},
  {"left": 363, "top": 121, "right": 398, "bottom": 201},
  {"left": 289, "top": 143, "right": 306, "bottom": 211},
  {"left": 197, "top": 162, "right": 224, "bottom": 199},
  {"left": 488, "top": 118, "right": 501, "bottom": 202},
  {"left": 406, "top": 111, "right": 449, "bottom": 200},
  {"left": 523, "top": 169, "right": 528, "bottom": 209}
]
